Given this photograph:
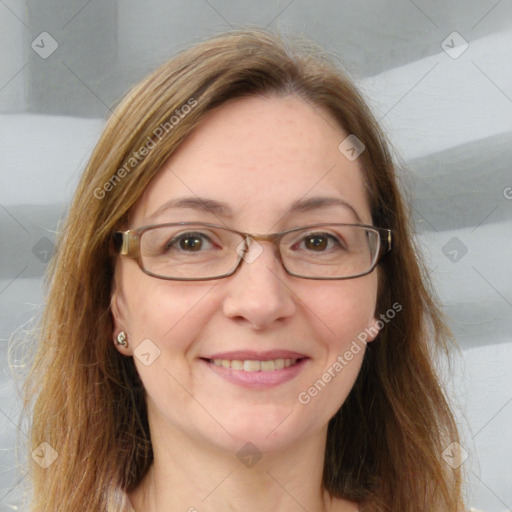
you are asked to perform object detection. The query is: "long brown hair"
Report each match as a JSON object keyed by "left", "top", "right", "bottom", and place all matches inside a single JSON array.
[{"left": 21, "top": 28, "right": 465, "bottom": 511}]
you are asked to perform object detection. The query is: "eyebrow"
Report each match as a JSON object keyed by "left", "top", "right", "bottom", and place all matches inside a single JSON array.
[{"left": 146, "top": 195, "right": 364, "bottom": 224}]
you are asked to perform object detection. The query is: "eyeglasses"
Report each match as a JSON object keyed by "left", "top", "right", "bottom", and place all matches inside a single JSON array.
[{"left": 113, "top": 222, "right": 392, "bottom": 281}]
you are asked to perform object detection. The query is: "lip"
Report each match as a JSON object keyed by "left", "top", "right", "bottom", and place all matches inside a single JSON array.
[
  {"left": 200, "top": 353, "right": 309, "bottom": 389},
  {"left": 203, "top": 350, "right": 308, "bottom": 360}
]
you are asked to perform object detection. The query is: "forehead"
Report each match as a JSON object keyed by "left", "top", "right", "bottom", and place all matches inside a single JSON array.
[{"left": 131, "top": 94, "right": 372, "bottom": 227}]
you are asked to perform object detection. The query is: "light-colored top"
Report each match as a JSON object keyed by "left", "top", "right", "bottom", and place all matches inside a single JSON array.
[{"left": 120, "top": 491, "right": 484, "bottom": 511}]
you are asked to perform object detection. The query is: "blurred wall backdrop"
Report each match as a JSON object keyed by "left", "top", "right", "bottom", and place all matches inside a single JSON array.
[{"left": 1, "top": 1, "right": 511, "bottom": 510}]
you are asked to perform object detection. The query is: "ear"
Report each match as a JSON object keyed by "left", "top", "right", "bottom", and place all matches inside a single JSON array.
[
  {"left": 110, "top": 283, "right": 133, "bottom": 355},
  {"left": 365, "top": 316, "right": 381, "bottom": 343}
]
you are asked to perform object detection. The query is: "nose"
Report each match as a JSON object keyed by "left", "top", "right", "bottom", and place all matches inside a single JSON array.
[{"left": 221, "top": 238, "right": 296, "bottom": 329}]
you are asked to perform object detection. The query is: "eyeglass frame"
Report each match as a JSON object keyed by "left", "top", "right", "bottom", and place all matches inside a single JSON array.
[{"left": 113, "top": 221, "right": 393, "bottom": 281}]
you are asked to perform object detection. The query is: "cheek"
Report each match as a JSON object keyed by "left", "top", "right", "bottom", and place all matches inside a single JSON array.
[
  {"left": 124, "top": 279, "right": 220, "bottom": 405},
  {"left": 302, "top": 273, "right": 378, "bottom": 348},
  {"left": 122, "top": 273, "right": 220, "bottom": 357},
  {"left": 294, "top": 279, "right": 376, "bottom": 422}
]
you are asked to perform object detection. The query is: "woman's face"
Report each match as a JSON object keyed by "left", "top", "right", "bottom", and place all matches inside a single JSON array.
[{"left": 112, "top": 94, "right": 380, "bottom": 454}]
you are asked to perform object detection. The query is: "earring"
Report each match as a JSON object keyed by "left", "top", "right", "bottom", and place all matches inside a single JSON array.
[{"left": 116, "top": 331, "right": 128, "bottom": 348}]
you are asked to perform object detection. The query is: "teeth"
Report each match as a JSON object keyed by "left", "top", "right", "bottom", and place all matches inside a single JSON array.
[
  {"left": 230, "top": 360, "right": 244, "bottom": 370},
  {"left": 260, "top": 360, "right": 275, "bottom": 371},
  {"left": 244, "top": 360, "right": 261, "bottom": 372},
  {"left": 211, "top": 358, "right": 299, "bottom": 371},
  {"left": 275, "top": 358, "right": 285, "bottom": 370}
]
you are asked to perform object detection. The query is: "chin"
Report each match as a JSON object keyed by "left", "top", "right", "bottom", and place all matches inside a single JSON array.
[{"left": 205, "top": 409, "right": 313, "bottom": 454}]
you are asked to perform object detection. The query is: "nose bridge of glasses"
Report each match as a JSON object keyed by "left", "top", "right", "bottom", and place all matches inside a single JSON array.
[
  {"left": 249, "top": 232, "right": 283, "bottom": 251},
  {"left": 234, "top": 232, "right": 283, "bottom": 264}
]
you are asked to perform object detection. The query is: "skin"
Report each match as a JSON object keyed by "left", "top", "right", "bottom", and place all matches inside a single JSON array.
[{"left": 111, "top": 94, "right": 380, "bottom": 512}]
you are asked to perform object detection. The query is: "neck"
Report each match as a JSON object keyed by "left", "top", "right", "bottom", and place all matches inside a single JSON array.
[{"left": 129, "top": 420, "right": 339, "bottom": 512}]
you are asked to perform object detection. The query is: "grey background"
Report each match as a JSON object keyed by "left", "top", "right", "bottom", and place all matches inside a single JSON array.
[{"left": 1, "top": 0, "right": 511, "bottom": 510}]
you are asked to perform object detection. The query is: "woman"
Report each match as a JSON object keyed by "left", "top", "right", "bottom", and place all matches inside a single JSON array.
[{"left": 23, "top": 29, "right": 465, "bottom": 511}]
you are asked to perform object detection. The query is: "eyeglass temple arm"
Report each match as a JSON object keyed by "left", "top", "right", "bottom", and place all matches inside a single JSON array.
[
  {"left": 113, "top": 231, "right": 139, "bottom": 257},
  {"left": 382, "top": 229, "right": 393, "bottom": 254}
]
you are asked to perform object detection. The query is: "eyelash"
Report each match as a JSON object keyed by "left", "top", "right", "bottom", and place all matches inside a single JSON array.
[{"left": 164, "top": 230, "right": 345, "bottom": 253}]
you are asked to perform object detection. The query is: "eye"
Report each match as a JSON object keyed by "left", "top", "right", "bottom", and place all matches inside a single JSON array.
[
  {"left": 304, "top": 234, "right": 330, "bottom": 251},
  {"left": 167, "top": 231, "right": 215, "bottom": 252},
  {"left": 294, "top": 232, "right": 344, "bottom": 252}
]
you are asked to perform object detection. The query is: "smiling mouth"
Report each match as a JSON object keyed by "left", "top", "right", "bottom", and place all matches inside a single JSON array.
[{"left": 202, "top": 357, "right": 307, "bottom": 372}]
